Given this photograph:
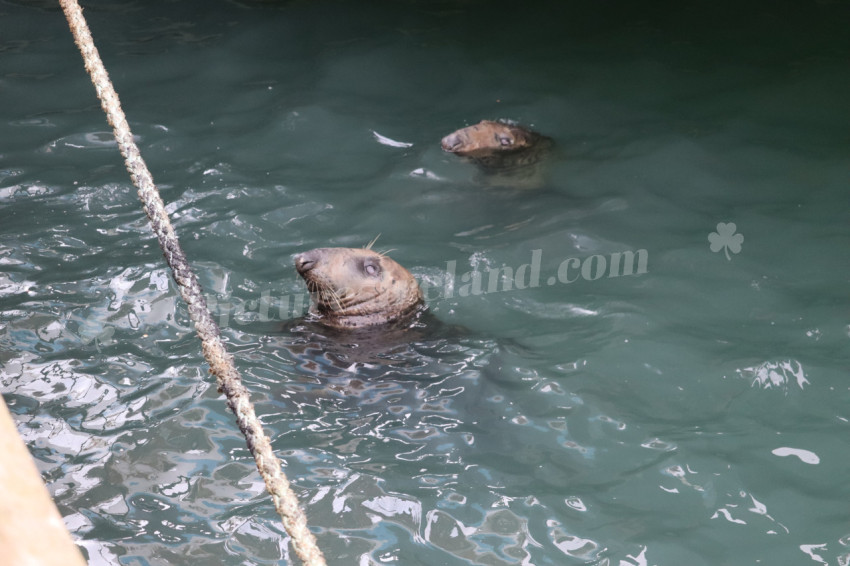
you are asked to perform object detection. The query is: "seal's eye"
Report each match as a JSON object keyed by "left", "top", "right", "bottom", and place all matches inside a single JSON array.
[
  {"left": 497, "top": 135, "right": 513, "bottom": 147},
  {"left": 362, "top": 259, "right": 381, "bottom": 277}
]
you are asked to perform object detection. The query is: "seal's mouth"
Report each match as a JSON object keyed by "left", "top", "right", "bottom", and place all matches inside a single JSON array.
[{"left": 298, "top": 272, "right": 343, "bottom": 312}]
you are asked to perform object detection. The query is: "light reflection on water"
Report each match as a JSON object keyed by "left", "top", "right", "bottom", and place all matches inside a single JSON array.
[{"left": 2, "top": 0, "right": 850, "bottom": 565}]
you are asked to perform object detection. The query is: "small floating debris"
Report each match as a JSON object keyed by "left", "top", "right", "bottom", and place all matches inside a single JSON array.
[
  {"left": 371, "top": 130, "right": 413, "bottom": 148},
  {"left": 771, "top": 446, "right": 820, "bottom": 465},
  {"left": 409, "top": 168, "right": 443, "bottom": 181}
]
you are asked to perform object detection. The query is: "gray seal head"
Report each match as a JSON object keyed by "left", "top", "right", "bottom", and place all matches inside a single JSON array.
[{"left": 294, "top": 247, "right": 425, "bottom": 329}]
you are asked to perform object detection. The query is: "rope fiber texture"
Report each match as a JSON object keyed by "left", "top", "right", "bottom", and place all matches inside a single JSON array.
[{"left": 58, "top": 2, "right": 327, "bottom": 564}]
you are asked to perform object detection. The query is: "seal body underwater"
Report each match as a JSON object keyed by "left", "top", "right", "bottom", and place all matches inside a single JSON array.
[
  {"left": 441, "top": 119, "right": 553, "bottom": 188},
  {"left": 294, "top": 247, "right": 425, "bottom": 330}
]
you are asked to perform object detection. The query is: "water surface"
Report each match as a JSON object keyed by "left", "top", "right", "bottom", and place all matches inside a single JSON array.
[{"left": 1, "top": 1, "right": 849, "bottom": 565}]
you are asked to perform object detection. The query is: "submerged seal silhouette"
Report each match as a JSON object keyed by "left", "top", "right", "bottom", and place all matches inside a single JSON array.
[
  {"left": 441, "top": 120, "right": 553, "bottom": 187},
  {"left": 294, "top": 247, "right": 425, "bottom": 329}
]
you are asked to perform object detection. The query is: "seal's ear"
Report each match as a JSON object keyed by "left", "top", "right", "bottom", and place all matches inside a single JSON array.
[{"left": 508, "top": 126, "right": 535, "bottom": 148}]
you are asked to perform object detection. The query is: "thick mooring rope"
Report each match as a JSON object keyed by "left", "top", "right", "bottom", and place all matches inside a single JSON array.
[{"left": 58, "top": 2, "right": 327, "bottom": 565}]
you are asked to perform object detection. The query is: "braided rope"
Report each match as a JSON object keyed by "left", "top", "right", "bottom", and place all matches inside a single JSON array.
[{"left": 58, "top": 2, "right": 327, "bottom": 564}]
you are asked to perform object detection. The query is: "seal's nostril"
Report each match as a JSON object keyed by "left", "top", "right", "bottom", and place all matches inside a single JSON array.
[
  {"left": 441, "top": 134, "right": 461, "bottom": 152},
  {"left": 295, "top": 253, "right": 317, "bottom": 275}
]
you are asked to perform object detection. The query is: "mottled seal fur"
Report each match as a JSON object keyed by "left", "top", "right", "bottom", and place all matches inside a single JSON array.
[
  {"left": 294, "top": 247, "right": 425, "bottom": 329},
  {"left": 441, "top": 119, "right": 553, "bottom": 187}
]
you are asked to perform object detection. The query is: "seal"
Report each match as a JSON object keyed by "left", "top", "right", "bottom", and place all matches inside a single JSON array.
[
  {"left": 441, "top": 119, "right": 553, "bottom": 187},
  {"left": 294, "top": 247, "right": 425, "bottom": 329}
]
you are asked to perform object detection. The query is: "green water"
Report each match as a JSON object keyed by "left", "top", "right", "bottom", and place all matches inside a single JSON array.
[{"left": 2, "top": 1, "right": 849, "bottom": 564}]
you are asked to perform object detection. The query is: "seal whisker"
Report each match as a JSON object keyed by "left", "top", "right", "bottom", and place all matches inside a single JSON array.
[
  {"left": 365, "top": 234, "right": 381, "bottom": 250},
  {"left": 328, "top": 286, "right": 346, "bottom": 312}
]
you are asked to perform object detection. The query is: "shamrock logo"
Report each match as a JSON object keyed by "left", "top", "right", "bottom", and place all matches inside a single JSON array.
[{"left": 708, "top": 222, "right": 744, "bottom": 260}]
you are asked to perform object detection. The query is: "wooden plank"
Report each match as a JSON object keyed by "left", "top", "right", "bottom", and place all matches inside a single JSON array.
[{"left": 0, "top": 396, "right": 88, "bottom": 566}]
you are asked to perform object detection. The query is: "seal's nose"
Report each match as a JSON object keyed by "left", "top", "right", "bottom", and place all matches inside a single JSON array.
[
  {"left": 294, "top": 249, "right": 321, "bottom": 275},
  {"left": 441, "top": 133, "right": 462, "bottom": 152}
]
